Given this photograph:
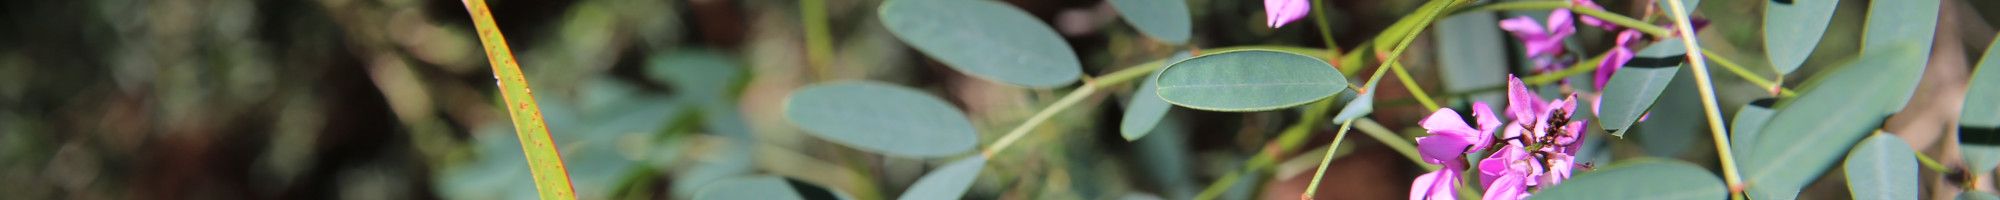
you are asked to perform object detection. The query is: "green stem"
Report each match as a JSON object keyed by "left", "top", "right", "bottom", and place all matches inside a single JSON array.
[
  {"left": 1355, "top": 118, "right": 1433, "bottom": 170},
  {"left": 1449, "top": 1, "right": 1568, "bottom": 15},
  {"left": 1662, "top": 0, "right": 1745, "bottom": 196},
  {"left": 983, "top": 45, "right": 1335, "bottom": 159},
  {"left": 1569, "top": 5, "right": 1673, "bottom": 38},
  {"left": 981, "top": 61, "right": 1160, "bottom": 157},
  {"left": 1311, "top": 0, "right": 1343, "bottom": 58},
  {"left": 1360, "top": 0, "right": 1454, "bottom": 91},
  {"left": 1193, "top": 97, "right": 1339, "bottom": 200},
  {"left": 1389, "top": 62, "right": 1441, "bottom": 110},
  {"left": 1457, "top": 0, "right": 1803, "bottom": 98},
  {"left": 1301, "top": 119, "right": 1358, "bottom": 199},
  {"left": 462, "top": 0, "right": 578, "bottom": 199},
  {"left": 1701, "top": 51, "right": 1800, "bottom": 97},
  {"left": 1194, "top": 0, "right": 1457, "bottom": 198},
  {"left": 802, "top": 0, "right": 834, "bottom": 80},
  {"left": 1914, "top": 151, "right": 1949, "bottom": 173}
]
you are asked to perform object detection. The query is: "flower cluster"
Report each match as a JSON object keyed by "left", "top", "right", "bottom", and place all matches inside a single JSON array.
[
  {"left": 1497, "top": 0, "right": 1641, "bottom": 91},
  {"left": 1410, "top": 76, "right": 1587, "bottom": 200}
]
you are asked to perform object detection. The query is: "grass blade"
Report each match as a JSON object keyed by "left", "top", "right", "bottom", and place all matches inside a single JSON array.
[{"left": 461, "top": 0, "right": 578, "bottom": 199}]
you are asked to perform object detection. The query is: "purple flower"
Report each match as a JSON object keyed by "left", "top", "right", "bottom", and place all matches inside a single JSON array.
[
  {"left": 1574, "top": 0, "right": 1616, "bottom": 31},
  {"left": 1477, "top": 76, "right": 1588, "bottom": 199},
  {"left": 1409, "top": 102, "right": 1501, "bottom": 200},
  {"left": 1410, "top": 168, "right": 1462, "bottom": 200},
  {"left": 1479, "top": 144, "right": 1537, "bottom": 200},
  {"left": 1264, "top": 0, "right": 1309, "bottom": 28},
  {"left": 1499, "top": 3, "right": 1581, "bottom": 72},
  {"left": 1414, "top": 75, "right": 1592, "bottom": 199},
  {"left": 1593, "top": 30, "right": 1642, "bottom": 90}
]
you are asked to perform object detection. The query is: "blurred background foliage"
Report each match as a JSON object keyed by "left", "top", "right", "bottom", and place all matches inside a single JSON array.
[{"left": 0, "top": 0, "right": 1997, "bottom": 199}]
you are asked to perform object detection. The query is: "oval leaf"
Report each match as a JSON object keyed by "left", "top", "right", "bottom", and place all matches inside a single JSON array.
[
  {"left": 1601, "top": 39, "right": 1686, "bottom": 135},
  {"left": 1122, "top": 52, "right": 1192, "bottom": 140},
  {"left": 1843, "top": 134, "right": 1918, "bottom": 200},
  {"left": 1743, "top": 47, "right": 1927, "bottom": 192},
  {"left": 785, "top": 81, "right": 978, "bottom": 157},
  {"left": 1762, "top": 0, "right": 1840, "bottom": 74},
  {"left": 879, "top": 0, "right": 1082, "bottom": 88},
  {"left": 899, "top": 156, "right": 987, "bottom": 200},
  {"left": 1155, "top": 50, "right": 1348, "bottom": 111},
  {"left": 1529, "top": 160, "right": 1727, "bottom": 200},
  {"left": 1730, "top": 98, "right": 1779, "bottom": 159},
  {"left": 1860, "top": 0, "right": 1939, "bottom": 58},
  {"left": 1961, "top": 35, "right": 2000, "bottom": 172},
  {"left": 1742, "top": 10, "right": 1934, "bottom": 187},
  {"left": 1108, "top": 0, "right": 1191, "bottom": 44}
]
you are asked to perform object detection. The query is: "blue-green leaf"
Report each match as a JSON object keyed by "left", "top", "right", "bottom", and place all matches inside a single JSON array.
[
  {"left": 1743, "top": 47, "right": 1926, "bottom": 193},
  {"left": 1121, "top": 52, "right": 1192, "bottom": 140},
  {"left": 696, "top": 176, "right": 850, "bottom": 200},
  {"left": 1331, "top": 85, "right": 1372, "bottom": 122},
  {"left": 646, "top": 49, "right": 745, "bottom": 104},
  {"left": 1961, "top": 35, "right": 2000, "bottom": 172},
  {"left": 1963, "top": 192, "right": 2000, "bottom": 200},
  {"left": 879, "top": 0, "right": 1082, "bottom": 88},
  {"left": 1601, "top": 39, "right": 1686, "bottom": 135},
  {"left": 1632, "top": 66, "right": 1703, "bottom": 157},
  {"left": 1154, "top": 50, "right": 1348, "bottom": 112},
  {"left": 784, "top": 81, "right": 978, "bottom": 157},
  {"left": 1843, "top": 134, "right": 1918, "bottom": 200},
  {"left": 1762, "top": 0, "right": 1840, "bottom": 74},
  {"left": 1108, "top": 0, "right": 1191, "bottom": 44},
  {"left": 1738, "top": 0, "right": 1938, "bottom": 186},
  {"left": 899, "top": 156, "right": 987, "bottom": 200},
  {"left": 1528, "top": 160, "right": 1727, "bottom": 200},
  {"left": 1860, "top": 0, "right": 1940, "bottom": 59},
  {"left": 1730, "top": 98, "right": 1778, "bottom": 160}
]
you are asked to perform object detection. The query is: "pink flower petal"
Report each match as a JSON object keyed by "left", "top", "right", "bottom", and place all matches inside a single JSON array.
[
  {"left": 1409, "top": 170, "right": 1460, "bottom": 200},
  {"left": 1594, "top": 47, "right": 1633, "bottom": 90},
  {"left": 1506, "top": 76, "right": 1546, "bottom": 124},
  {"left": 1482, "top": 174, "right": 1531, "bottom": 200},
  {"left": 1264, "top": 0, "right": 1310, "bottom": 28},
  {"left": 1547, "top": 9, "right": 1575, "bottom": 38}
]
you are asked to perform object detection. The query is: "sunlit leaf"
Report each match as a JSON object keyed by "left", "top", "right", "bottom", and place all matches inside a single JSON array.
[
  {"left": 1961, "top": 35, "right": 2000, "bottom": 172},
  {"left": 1762, "top": 0, "right": 1840, "bottom": 74},
  {"left": 784, "top": 81, "right": 978, "bottom": 157},
  {"left": 1743, "top": 47, "right": 1926, "bottom": 193},
  {"left": 1121, "top": 52, "right": 1192, "bottom": 140},
  {"left": 1108, "top": 0, "right": 1191, "bottom": 44},
  {"left": 1601, "top": 39, "right": 1685, "bottom": 135},
  {"left": 1528, "top": 159, "right": 1727, "bottom": 200},
  {"left": 899, "top": 156, "right": 987, "bottom": 200},
  {"left": 879, "top": 0, "right": 1082, "bottom": 88},
  {"left": 1843, "top": 134, "right": 1918, "bottom": 200},
  {"left": 1154, "top": 50, "right": 1347, "bottom": 112},
  {"left": 1860, "top": 0, "right": 1940, "bottom": 60},
  {"left": 1738, "top": 0, "right": 1938, "bottom": 186}
]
